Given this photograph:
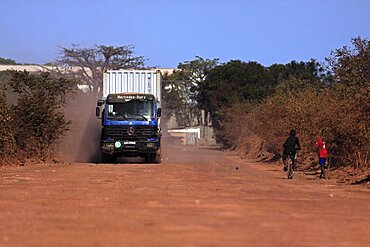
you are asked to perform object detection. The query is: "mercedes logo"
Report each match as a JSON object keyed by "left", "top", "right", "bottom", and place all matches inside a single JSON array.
[{"left": 127, "top": 127, "right": 135, "bottom": 136}]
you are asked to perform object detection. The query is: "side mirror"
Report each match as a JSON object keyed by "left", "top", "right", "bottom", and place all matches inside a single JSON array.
[
  {"left": 96, "top": 107, "right": 101, "bottom": 118},
  {"left": 157, "top": 108, "right": 161, "bottom": 117},
  {"left": 97, "top": 100, "right": 104, "bottom": 106}
]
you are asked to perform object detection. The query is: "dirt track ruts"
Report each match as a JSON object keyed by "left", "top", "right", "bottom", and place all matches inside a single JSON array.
[{"left": 1, "top": 141, "right": 369, "bottom": 247}]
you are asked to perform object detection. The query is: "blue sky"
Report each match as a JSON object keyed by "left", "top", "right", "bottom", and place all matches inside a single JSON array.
[{"left": 0, "top": 0, "right": 369, "bottom": 68}]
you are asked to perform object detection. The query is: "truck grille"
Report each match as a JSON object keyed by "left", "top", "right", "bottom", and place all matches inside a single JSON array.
[{"left": 103, "top": 125, "right": 156, "bottom": 140}]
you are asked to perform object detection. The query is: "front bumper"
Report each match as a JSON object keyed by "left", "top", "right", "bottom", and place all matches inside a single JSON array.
[{"left": 101, "top": 139, "right": 160, "bottom": 156}]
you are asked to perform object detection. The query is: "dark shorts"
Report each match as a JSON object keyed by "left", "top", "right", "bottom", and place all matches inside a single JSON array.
[
  {"left": 319, "top": 158, "right": 326, "bottom": 166},
  {"left": 283, "top": 152, "right": 295, "bottom": 160}
]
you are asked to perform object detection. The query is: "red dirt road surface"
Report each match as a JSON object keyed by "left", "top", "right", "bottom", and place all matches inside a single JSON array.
[{"left": 1, "top": 141, "right": 369, "bottom": 247}]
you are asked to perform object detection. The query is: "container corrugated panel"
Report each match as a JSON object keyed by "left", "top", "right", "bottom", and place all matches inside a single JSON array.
[{"left": 103, "top": 70, "right": 161, "bottom": 103}]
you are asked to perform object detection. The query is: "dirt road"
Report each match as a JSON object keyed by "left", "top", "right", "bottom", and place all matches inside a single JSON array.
[{"left": 1, "top": 141, "right": 369, "bottom": 247}]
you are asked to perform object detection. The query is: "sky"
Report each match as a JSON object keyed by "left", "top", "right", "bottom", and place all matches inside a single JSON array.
[{"left": 0, "top": 0, "right": 369, "bottom": 68}]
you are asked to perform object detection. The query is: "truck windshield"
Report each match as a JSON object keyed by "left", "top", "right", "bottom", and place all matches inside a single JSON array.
[{"left": 107, "top": 100, "right": 154, "bottom": 121}]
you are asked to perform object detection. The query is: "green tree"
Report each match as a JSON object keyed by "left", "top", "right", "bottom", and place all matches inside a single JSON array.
[
  {"left": 162, "top": 56, "right": 218, "bottom": 127},
  {"left": 201, "top": 60, "right": 270, "bottom": 120},
  {"left": 0, "top": 57, "right": 17, "bottom": 65}
]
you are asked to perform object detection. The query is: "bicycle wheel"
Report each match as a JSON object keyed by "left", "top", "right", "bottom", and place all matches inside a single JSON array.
[{"left": 287, "top": 160, "right": 293, "bottom": 179}]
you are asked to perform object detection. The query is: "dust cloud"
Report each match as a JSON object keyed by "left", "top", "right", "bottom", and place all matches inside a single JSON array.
[
  {"left": 160, "top": 132, "right": 221, "bottom": 165},
  {"left": 57, "top": 91, "right": 101, "bottom": 163}
]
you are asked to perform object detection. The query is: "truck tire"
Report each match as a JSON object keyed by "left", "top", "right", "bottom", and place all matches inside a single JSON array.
[
  {"left": 101, "top": 153, "right": 116, "bottom": 163},
  {"left": 145, "top": 151, "right": 161, "bottom": 164},
  {"left": 154, "top": 148, "right": 161, "bottom": 164},
  {"left": 145, "top": 154, "right": 156, "bottom": 163},
  {"left": 154, "top": 155, "right": 161, "bottom": 164}
]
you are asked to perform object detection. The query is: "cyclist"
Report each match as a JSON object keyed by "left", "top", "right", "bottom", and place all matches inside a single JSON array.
[{"left": 283, "top": 129, "right": 301, "bottom": 172}]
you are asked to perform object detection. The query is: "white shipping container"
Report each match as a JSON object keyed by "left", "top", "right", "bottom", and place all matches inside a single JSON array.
[{"left": 102, "top": 70, "right": 162, "bottom": 105}]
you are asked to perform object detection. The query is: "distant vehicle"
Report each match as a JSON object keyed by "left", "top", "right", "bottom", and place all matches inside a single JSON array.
[{"left": 96, "top": 70, "right": 162, "bottom": 163}]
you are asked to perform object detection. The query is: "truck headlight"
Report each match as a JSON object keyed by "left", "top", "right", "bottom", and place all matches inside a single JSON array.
[
  {"left": 147, "top": 143, "right": 156, "bottom": 148},
  {"left": 104, "top": 143, "right": 114, "bottom": 149}
]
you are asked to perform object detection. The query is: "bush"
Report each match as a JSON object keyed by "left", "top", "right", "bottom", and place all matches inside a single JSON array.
[
  {"left": 221, "top": 77, "right": 368, "bottom": 168},
  {"left": 0, "top": 84, "right": 16, "bottom": 160},
  {"left": 0, "top": 71, "right": 76, "bottom": 164}
]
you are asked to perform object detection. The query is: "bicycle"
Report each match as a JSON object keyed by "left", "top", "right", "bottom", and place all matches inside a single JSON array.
[{"left": 287, "top": 153, "right": 297, "bottom": 179}]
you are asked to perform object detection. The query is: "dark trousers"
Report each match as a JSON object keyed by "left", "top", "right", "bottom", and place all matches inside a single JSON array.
[
  {"left": 319, "top": 157, "right": 326, "bottom": 178},
  {"left": 320, "top": 164, "right": 326, "bottom": 178},
  {"left": 283, "top": 153, "right": 296, "bottom": 169}
]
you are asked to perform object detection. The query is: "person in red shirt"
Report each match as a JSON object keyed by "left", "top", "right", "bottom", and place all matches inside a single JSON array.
[
  {"left": 318, "top": 142, "right": 328, "bottom": 179},
  {"left": 315, "top": 136, "right": 324, "bottom": 150}
]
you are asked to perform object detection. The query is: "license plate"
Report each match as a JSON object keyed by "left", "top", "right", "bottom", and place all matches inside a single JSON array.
[{"left": 123, "top": 141, "right": 136, "bottom": 145}]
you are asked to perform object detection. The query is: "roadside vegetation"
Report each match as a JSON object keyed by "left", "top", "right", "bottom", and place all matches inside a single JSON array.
[
  {"left": 164, "top": 37, "right": 369, "bottom": 180},
  {"left": 0, "top": 71, "right": 76, "bottom": 164}
]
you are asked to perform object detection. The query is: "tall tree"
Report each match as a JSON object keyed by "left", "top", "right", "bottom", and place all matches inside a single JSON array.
[
  {"left": 325, "top": 37, "right": 369, "bottom": 167},
  {"left": 177, "top": 56, "right": 220, "bottom": 105},
  {"left": 162, "top": 56, "right": 218, "bottom": 127},
  {"left": 201, "top": 60, "right": 270, "bottom": 117},
  {"left": 49, "top": 44, "right": 145, "bottom": 94},
  {"left": 326, "top": 37, "right": 369, "bottom": 97}
]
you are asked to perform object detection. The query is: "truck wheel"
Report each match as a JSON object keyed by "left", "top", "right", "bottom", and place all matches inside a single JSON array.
[
  {"left": 145, "top": 148, "right": 161, "bottom": 164},
  {"left": 101, "top": 153, "right": 109, "bottom": 163},
  {"left": 145, "top": 154, "right": 156, "bottom": 163},
  {"left": 154, "top": 149, "right": 161, "bottom": 164},
  {"left": 145, "top": 153, "right": 161, "bottom": 164},
  {"left": 101, "top": 153, "right": 116, "bottom": 163}
]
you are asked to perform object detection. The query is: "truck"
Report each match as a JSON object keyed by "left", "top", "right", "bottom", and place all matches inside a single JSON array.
[{"left": 96, "top": 70, "right": 162, "bottom": 163}]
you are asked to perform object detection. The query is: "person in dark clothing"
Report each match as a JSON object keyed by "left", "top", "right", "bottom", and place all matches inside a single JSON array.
[{"left": 283, "top": 129, "right": 301, "bottom": 171}]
